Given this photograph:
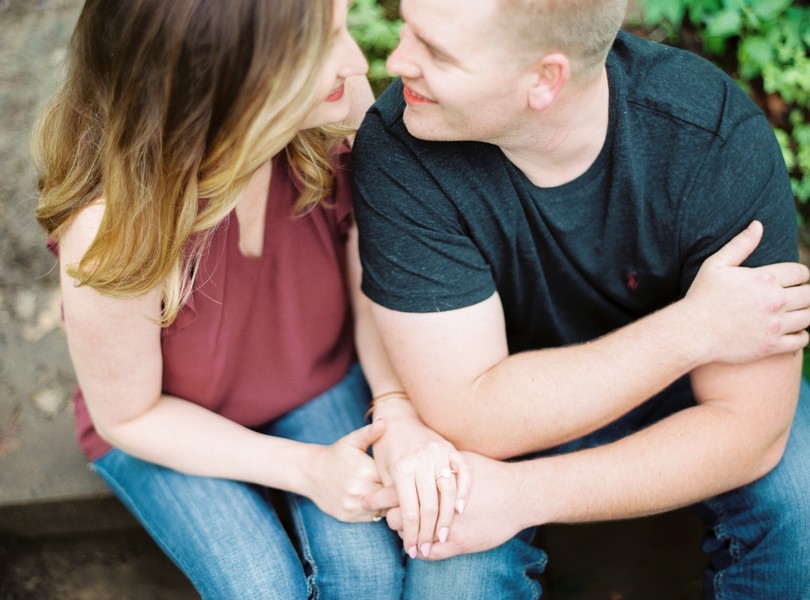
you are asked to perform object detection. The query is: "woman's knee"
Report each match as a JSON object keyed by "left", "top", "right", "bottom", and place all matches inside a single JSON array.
[
  {"left": 302, "top": 523, "right": 404, "bottom": 599},
  {"left": 94, "top": 452, "right": 309, "bottom": 599}
]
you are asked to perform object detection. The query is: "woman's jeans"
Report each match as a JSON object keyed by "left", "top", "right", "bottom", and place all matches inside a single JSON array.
[
  {"left": 542, "top": 376, "right": 810, "bottom": 599},
  {"left": 92, "top": 364, "right": 547, "bottom": 599}
]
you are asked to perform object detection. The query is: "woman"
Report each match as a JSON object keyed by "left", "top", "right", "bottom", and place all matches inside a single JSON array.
[{"left": 31, "top": 0, "right": 471, "bottom": 597}]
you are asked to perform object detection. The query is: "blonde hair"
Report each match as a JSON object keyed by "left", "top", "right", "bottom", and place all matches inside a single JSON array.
[
  {"left": 496, "top": 0, "right": 627, "bottom": 80},
  {"left": 32, "top": 0, "right": 343, "bottom": 325}
]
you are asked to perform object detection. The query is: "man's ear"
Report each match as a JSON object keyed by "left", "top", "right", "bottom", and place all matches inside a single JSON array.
[{"left": 526, "top": 53, "right": 570, "bottom": 111}]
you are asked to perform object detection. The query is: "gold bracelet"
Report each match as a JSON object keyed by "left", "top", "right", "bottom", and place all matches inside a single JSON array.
[{"left": 365, "top": 390, "right": 409, "bottom": 421}]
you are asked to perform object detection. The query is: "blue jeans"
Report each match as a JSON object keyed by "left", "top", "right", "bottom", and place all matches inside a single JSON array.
[
  {"left": 93, "top": 364, "right": 405, "bottom": 599},
  {"left": 93, "top": 364, "right": 547, "bottom": 599},
  {"left": 542, "top": 376, "right": 810, "bottom": 599},
  {"left": 403, "top": 527, "right": 547, "bottom": 599}
]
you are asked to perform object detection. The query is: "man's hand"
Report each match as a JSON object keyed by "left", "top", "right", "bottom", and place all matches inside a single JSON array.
[{"left": 686, "top": 220, "right": 810, "bottom": 364}]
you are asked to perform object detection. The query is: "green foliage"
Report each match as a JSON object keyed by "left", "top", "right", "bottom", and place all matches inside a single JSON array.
[
  {"left": 632, "top": 0, "right": 810, "bottom": 235},
  {"left": 348, "top": 0, "right": 402, "bottom": 93}
]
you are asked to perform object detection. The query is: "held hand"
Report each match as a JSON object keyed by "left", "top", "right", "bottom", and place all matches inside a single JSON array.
[
  {"left": 368, "top": 420, "right": 471, "bottom": 559},
  {"left": 305, "top": 419, "right": 395, "bottom": 523},
  {"left": 686, "top": 221, "right": 810, "bottom": 363},
  {"left": 382, "top": 452, "right": 525, "bottom": 560}
]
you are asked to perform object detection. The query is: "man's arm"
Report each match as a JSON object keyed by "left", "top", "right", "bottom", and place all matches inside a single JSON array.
[
  {"left": 532, "top": 351, "right": 799, "bottom": 521},
  {"left": 400, "top": 350, "right": 799, "bottom": 560},
  {"left": 371, "top": 222, "right": 810, "bottom": 459}
]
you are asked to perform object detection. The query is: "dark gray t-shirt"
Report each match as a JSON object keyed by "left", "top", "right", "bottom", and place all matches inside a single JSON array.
[{"left": 353, "top": 30, "right": 796, "bottom": 355}]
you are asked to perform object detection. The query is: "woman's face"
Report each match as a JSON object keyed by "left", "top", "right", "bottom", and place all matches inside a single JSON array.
[{"left": 300, "top": 0, "right": 369, "bottom": 130}]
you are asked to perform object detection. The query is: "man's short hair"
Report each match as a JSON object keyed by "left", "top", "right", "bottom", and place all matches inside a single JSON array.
[{"left": 496, "top": 0, "right": 627, "bottom": 80}]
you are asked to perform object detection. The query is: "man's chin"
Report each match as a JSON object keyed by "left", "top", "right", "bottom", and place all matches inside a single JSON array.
[{"left": 403, "top": 110, "right": 452, "bottom": 142}]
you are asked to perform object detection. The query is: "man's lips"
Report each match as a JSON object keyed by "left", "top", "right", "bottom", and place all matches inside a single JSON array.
[
  {"left": 403, "top": 84, "right": 437, "bottom": 105},
  {"left": 326, "top": 84, "right": 345, "bottom": 102}
]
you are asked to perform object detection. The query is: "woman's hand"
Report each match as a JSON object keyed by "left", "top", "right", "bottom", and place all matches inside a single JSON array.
[
  {"left": 368, "top": 400, "right": 472, "bottom": 559},
  {"left": 304, "top": 419, "right": 395, "bottom": 522}
]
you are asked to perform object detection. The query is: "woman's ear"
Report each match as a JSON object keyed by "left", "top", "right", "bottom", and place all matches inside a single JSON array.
[{"left": 526, "top": 53, "right": 570, "bottom": 112}]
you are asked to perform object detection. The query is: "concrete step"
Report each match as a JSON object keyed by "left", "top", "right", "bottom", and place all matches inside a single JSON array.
[{"left": 0, "top": 313, "right": 130, "bottom": 537}]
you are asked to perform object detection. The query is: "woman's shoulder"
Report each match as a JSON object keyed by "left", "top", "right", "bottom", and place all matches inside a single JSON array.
[{"left": 58, "top": 199, "right": 106, "bottom": 262}]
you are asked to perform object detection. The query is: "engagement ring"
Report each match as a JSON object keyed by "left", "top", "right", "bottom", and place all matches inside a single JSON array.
[{"left": 435, "top": 466, "right": 456, "bottom": 480}]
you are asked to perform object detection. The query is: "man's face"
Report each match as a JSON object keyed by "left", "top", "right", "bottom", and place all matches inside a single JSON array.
[{"left": 387, "top": 0, "right": 532, "bottom": 143}]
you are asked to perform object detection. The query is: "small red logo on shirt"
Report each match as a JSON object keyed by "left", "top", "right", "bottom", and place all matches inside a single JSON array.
[{"left": 625, "top": 271, "right": 639, "bottom": 291}]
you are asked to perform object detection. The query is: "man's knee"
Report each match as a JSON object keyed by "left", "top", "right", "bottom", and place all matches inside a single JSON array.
[
  {"left": 701, "top": 414, "right": 810, "bottom": 597},
  {"left": 403, "top": 533, "right": 547, "bottom": 600}
]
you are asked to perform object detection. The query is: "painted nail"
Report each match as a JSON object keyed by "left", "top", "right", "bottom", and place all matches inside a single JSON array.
[
  {"left": 457, "top": 498, "right": 465, "bottom": 514},
  {"left": 439, "top": 527, "right": 449, "bottom": 544},
  {"left": 407, "top": 545, "right": 417, "bottom": 559},
  {"left": 421, "top": 542, "right": 431, "bottom": 558}
]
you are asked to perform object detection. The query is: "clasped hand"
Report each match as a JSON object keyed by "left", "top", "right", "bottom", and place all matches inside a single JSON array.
[
  {"left": 362, "top": 417, "right": 471, "bottom": 559},
  {"left": 304, "top": 419, "right": 396, "bottom": 522}
]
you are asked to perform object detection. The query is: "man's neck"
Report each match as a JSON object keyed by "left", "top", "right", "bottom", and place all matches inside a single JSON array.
[{"left": 500, "top": 67, "right": 610, "bottom": 189}]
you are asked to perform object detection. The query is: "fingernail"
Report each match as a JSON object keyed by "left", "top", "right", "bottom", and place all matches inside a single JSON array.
[
  {"left": 421, "top": 542, "right": 431, "bottom": 558},
  {"left": 439, "top": 527, "right": 449, "bottom": 544},
  {"left": 457, "top": 498, "right": 465, "bottom": 514},
  {"left": 407, "top": 545, "right": 417, "bottom": 559}
]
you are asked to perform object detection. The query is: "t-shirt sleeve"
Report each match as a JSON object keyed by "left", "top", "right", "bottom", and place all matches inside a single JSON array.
[
  {"left": 352, "top": 109, "right": 495, "bottom": 313},
  {"left": 677, "top": 111, "right": 797, "bottom": 296}
]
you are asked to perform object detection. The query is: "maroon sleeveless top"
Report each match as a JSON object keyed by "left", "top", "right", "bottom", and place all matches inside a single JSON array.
[{"left": 74, "top": 151, "right": 356, "bottom": 459}]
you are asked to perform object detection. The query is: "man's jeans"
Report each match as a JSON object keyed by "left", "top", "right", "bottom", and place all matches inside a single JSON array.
[{"left": 544, "top": 376, "right": 810, "bottom": 599}]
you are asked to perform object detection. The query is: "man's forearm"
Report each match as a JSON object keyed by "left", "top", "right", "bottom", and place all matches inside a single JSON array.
[
  {"left": 414, "top": 300, "right": 707, "bottom": 458},
  {"left": 515, "top": 358, "right": 798, "bottom": 525},
  {"left": 426, "top": 380, "right": 795, "bottom": 561},
  {"left": 509, "top": 408, "right": 784, "bottom": 528}
]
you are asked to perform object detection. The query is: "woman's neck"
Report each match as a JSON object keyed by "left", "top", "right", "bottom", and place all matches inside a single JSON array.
[{"left": 234, "top": 161, "right": 272, "bottom": 258}]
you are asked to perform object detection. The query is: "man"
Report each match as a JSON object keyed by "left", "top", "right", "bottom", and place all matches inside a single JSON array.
[{"left": 354, "top": 0, "right": 810, "bottom": 597}]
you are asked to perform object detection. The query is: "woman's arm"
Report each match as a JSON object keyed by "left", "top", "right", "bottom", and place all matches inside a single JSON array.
[
  {"left": 60, "top": 202, "right": 389, "bottom": 522},
  {"left": 347, "top": 222, "right": 472, "bottom": 557}
]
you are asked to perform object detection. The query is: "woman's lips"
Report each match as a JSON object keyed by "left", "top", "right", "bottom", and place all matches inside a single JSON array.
[{"left": 326, "top": 84, "right": 345, "bottom": 102}]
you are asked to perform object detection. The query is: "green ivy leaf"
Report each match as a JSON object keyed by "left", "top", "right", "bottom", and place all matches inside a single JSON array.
[
  {"left": 686, "top": 0, "right": 721, "bottom": 25},
  {"left": 739, "top": 36, "right": 772, "bottom": 78},
  {"left": 775, "top": 128, "right": 796, "bottom": 171},
  {"left": 348, "top": 0, "right": 402, "bottom": 83},
  {"left": 794, "top": 124, "right": 810, "bottom": 150},
  {"left": 642, "top": 0, "right": 686, "bottom": 27},
  {"left": 793, "top": 176, "right": 810, "bottom": 204},
  {"left": 705, "top": 9, "right": 743, "bottom": 40},
  {"left": 751, "top": 0, "right": 793, "bottom": 22},
  {"left": 722, "top": 0, "right": 747, "bottom": 13}
]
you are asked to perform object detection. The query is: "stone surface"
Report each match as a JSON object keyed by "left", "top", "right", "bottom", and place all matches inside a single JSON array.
[{"left": 0, "top": 0, "right": 111, "bottom": 517}]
